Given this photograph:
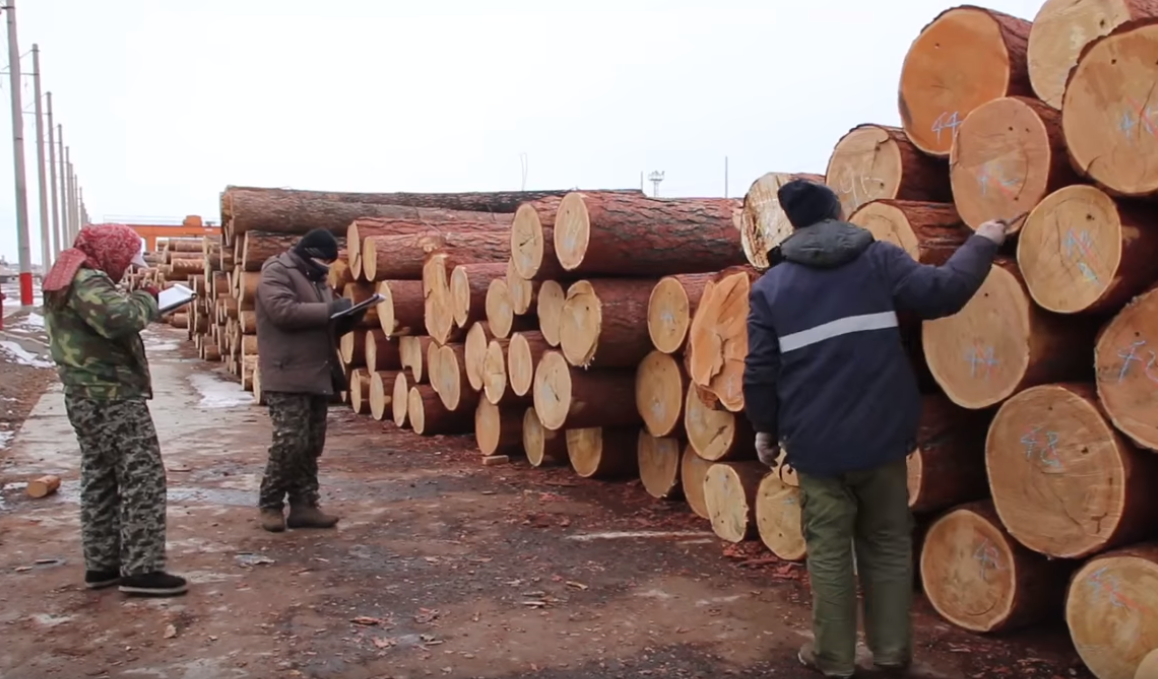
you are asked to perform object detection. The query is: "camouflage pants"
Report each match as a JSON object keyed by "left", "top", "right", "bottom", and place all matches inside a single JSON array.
[
  {"left": 258, "top": 392, "right": 329, "bottom": 510},
  {"left": 64, "top": 396, "right": 167, "bottom": 576}
]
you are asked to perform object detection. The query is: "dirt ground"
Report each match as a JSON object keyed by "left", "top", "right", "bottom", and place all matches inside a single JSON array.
[{"left": 0, "top": 326, "right": 1093, "bottom": 679}]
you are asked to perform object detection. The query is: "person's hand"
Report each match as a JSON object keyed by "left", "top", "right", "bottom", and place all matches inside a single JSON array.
[
  {"left": 755, "top": 432, "right": 779, "bottom": 467},
  {"left": 329, "top": 298, "right": 353, "bottom": 315},
  {"left": 976, "top": 219, "right": 1010, "bottom": 246}
]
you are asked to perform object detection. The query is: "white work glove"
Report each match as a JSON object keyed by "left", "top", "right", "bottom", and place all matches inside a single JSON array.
[
  {"left": 975, "top": 219, "right": 1011, "bottom": 246},
  {"left": 755, "top": 433, "right": 779, "bottom": 467}
]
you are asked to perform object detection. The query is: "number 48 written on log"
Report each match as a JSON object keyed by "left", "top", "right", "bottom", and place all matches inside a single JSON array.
[{"left": 932, "top": 111, "right": 962, "bottom": 143}]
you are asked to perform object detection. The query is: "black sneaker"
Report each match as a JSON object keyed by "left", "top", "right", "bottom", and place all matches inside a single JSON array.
[
  {"left": 118, "top": 572, "right": 188, "bottom": 597},
  {"left": 84, "top": 569, "right": 121, "bottom": 590}
]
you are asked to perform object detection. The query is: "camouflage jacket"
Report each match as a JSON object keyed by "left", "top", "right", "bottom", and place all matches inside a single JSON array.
[{"left": 45, "top": 268, "right": 159, "bottom": 400}]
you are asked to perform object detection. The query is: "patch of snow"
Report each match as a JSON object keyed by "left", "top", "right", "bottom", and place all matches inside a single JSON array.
[
  {"left": 0, "top": 341, "right": 53, "bottom": 368},
  {"left": 187, "top": 372, "right": 251, "bottom": 409},
  {"left": 0, "top": 431, "right": 13, "bottom": 449},
  {"left": 19, "top": 312, "right": 44, "bottom": 328},
  {"left": 146, "top": 342, "right": 181, "bottom": 352}
]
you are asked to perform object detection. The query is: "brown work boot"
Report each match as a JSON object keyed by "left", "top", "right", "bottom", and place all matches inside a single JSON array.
[
  {"left": 259, "top": 508, "right": 286, "bottom": 533},
  {"left": 287, "top": 505, "right": 339, "bottom": 529}
]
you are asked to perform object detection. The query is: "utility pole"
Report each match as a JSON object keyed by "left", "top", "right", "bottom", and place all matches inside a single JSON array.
[
  {"left": 46, "top": 93, "right": 59, "bottom": 254},
  {"left": 67, "top": 159, "right": 75, "bottom": 241},
  {"left": 64, "top": 147, "right": 72, "bottom": 242},
  {"left": 78, "top": 186, "right": 85, "bottom": 226},
  {"left": 32, "top": 44, "right": 50, "bottom": 267},
  {"left": 58, "top": 124, "right": 68, "bottom": 243},
  {"left": 5, "top": 0, "right": 33, "bottom": 304}
]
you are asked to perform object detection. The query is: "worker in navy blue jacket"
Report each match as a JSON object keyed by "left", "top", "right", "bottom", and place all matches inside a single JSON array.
[{"left": 743, "top": 179, "right": 1007, "bottom": 678}]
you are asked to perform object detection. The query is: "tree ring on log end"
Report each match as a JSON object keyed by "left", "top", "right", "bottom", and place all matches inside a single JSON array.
[
  {"left": 684, "top": 385, "right": 740, "bottom": 461},
  {"left": 369, "top": 371, "right": 389, "bottom": 421},
  {"left": 523, "top": 407, "right": 564, "bottom": 468},
  {"left": 392, "top": 373, "right": 409, "bottom": 427},
  {"left": 507, "top": 259, "right": 536, "bottom": 316},
  {"left": 1062, "top": 19, "right": 1158, "bottom": 197},
  {"left": 1066, "top": 547, "right": 1158, "bottom": 679},
  {"left": 648, "top": 277, "right": 693, "bottom": 355},
  {"left": 450, "top": 266, "right": 472, "bottom": 328},
  {"left": 919, "top": 503, "right": 1019, "bottom": 632},
  {"left": 565, "top": 428, "right": 637, "bottom": 479},
  {"left": 704, "top": 463, "right": 762, "bottom": 543},
  {"left": 533, "top": 351, "right": 572, "bottom": 431},
  {"left": 755, "top": 473, "right": 806, "bottom": 561},
  {"left": 681, "top": 445, "right": 712, "bottom": 520},
  {"left": 825, "top": 126, "right": 903, "bottom": 217},
  {"left": 559, "top": 280, "right": 601, "bottom": 367},
  {"left": 900, "top": 7, "right": 1031, "bottom": 157},
  {"left": 474, "top": 399, "right": 503, "bottom": 456},
  {"left": 376, "top": 281, "right": 396, "bottom": 335},
  {"left": 537, "top": 280, "right": 566, "bottom": 347},
  {"left": 638, "top": 431, "right": 683, "bottom": 501},
  {"left": 949, "top": 97, "right": 1056, "bottom": 231},
  {"left": 482, "top": 340, "right": 507, "bottom": 405},
  {"left": 464, "top": 323, "right": 490, "bottom": 392},
  {"left": 922, "top": 265, "right": 1030, "bottom": 409},
  {"left": 635, "top": 351, "right": 686, "bottom": 438},
  {"left": 1095, "top": 287, "right": 1158, "bottom": 450},
  {"left": 552, "top": 193, "right": 591, "bottom": 271},
  {"left": 407, "top": 387, "right": 426, "bottom": 435},
  {"left": 486, "top": 278, "right": 515, "bottom": 339},
  {"left": 435, "top": 345, "right": 463, "bottom": 411},
  {"left": 511, "top": 202, "right": 547, "bottom": 279},
  {"left": 739, "top": 173, "right": 824, "bottom": 270},
  {"left": 1017, "top": 185, "right": 1124, "bottom": 313},
  {"left": 850, "top": 201, "right": 921, "bottom": 257},
  {"left": 986, "top": 384, "right": 1133, "bottom": 559},
  {"left": 508, "top": 332, "right": 536, "bottom": 397}
]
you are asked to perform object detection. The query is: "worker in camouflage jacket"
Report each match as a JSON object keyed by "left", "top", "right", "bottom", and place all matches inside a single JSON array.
[
  {"left": 44, "top": 223, "right": 187, "bottom": 598},
  {"left": 254, "top": 229, "right": 365, "bottom": 533},
  {"left": 743, "top": 180, "right": 1007, "bottom": 677}
]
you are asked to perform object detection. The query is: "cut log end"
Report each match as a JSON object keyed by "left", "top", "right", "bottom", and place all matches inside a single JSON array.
[
  {"left": 533, "top": 351, "right": 572, "bottom": 431},
  {"left": 684, "top": 384, "right": 754, "bottom": 462},
  {"left": 392, "top": 372, "right": 410, "bottom": 427},
  {"left": 523, "top": 408, "right": 567, "bottom": 468},
  {"left": 482, "top": 340, "right": 508, "bottom": 405},
  {"left": 552, "top": 193, "right": 593, "bottom": 272},
  {"left": 559, "top": 280, "right": 601, "bottom": 367},
  {"left": 565, "top": 427, "right": 639, "bottom": 479},
  {"left": 508, "top": 331, "right": 546, "bottom": 397},
  {"left": 368, "top": 370, "right": 392, "bottom": 422},
  {"left": 647, "top": 275, "right": 703, "bottom": 355},
  {"left": 849, "top": 200, "right": 967, "bottom": 266},
  {"left": 635, "top": 351, "right": 686, "bottom": 438},
  {"left": 507, "top": 259, "right": 538, "bottom": 317},
  {"left": 638, "top": 432, "right": 684, "bottom": 501},
  {"left": 681, "top": 445, "right": 713, "bottom": 520},
  {"left": 511, "top": 202, "right": 547, "bottom": 280},
  {"left": 475, "top": 399, "right": 522, "bottom": 457},
  {"left": 464, "top": 323, "right": 491, "bottom": 392},
  {"left": 755, "top": 473, "right": 806, "bottom": 561},
  {"left": 26, "top": 474, "right": 61, "bottom": 499},
  {"left": 486, "top": 278, "right": 515, "bottom": 339},
  {"left": 703, "top": 462, "right": 766, "bottom": 543},
  {"left": 537, "top": 280, "right": 567, "bottom": 347},
  {"left": 687, "top": 270, "right": 754, "bottom": 412},
  {"left": 740, "top": 173, "right": 826, "bottom": 270},
  {"left": 1095, "top": 287, "right": 1158, "bottom": 450}
]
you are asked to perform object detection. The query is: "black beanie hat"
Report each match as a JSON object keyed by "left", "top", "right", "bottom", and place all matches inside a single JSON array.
[
  {"left": 294, "top": 229, "right": 340, "bottom": 261},
  {"left": 777, "top": 179, "right": 842, "bottom": 229}
]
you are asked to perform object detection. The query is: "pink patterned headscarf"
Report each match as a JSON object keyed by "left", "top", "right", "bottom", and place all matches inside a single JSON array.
[{"left": 43, "top": 224, "right": 144, "bottom": 292}]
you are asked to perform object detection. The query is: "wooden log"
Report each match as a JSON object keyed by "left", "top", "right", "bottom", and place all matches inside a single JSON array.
[
  {"left": 920, "top": 500, "right": 1071, "bottom": 633},
  {"left": 825, "top": 125, "right": 952, "bottom": 218},
  {"left": 431, "top": 343, "right": 475, "bottom": 412},
  {"left": 848, "top": 200, "right": 970, "bottom": 265},
  {"left": 464, "top": 323, "right": 493, "bottom": 392},
  {"left": 1066, "top": 544, "right": 1158, "bottom": 679},
  {"left": 376, "top": 279, "right": 424, "bottom": 337},
  {"left": 537, "top": 280, "right": 567, "bottom": 347},
  {"left": 169, "top": 313, "right": 189, "bottom": 329},
  {"left": 507, "top": 331, "right": 550, "bottom": 398},
  {"left": 485, "top": 277, "right": 516, "bottom": 339},
  {"left": 683, "top": 384, "right": 756, "bottom": 462},
  {"left": 347, "top": 213, "right": 515, "bottom": 279},
  {"left": 1017, "top": 185, "right": 1158, "bottom": 315},
  {"left": 239, "top": 311, "right": 256, "bottom": 334},
  {"left": 423, "top": 254, "right": 456, "bottom": 345},
  {"left": 686, "top": 268, "right": 758, "bottom": 412},
  {"left": 408, "top": 385, "right": 473, "bottom": 435},
  {"left": 475, "top": 399, "right": 524, "bottom": 457},
  {"left": 241, "top": 231, "right": 298, "bottom": 271},
  {"left": 509, "top": 197, "right": 568, "bottom": 280},
  {"left": 365, "top": 231, "right": 510, "bottom": 284},
  {"left": 236, "top": 271, "right": 260, "bottom": 310},
  {"left": 899, "top": 6, "right": 1033, "bottom": 157},
  {"left": 986, "top": 383, "right": 1158, "bottom": 558},
  {"left": 26, "top": 474, "right": 61, "bottom": 498},
  {"left": 738, "top": 172, "right": 827, "bottom": 271},
  {"left": 392, "top": 372, "right": 410, "bottom": 427},
  {"left": 369, "top": 370, "right": 400, "bottom": 422},
  {"left": 647, "top": 273, "right": 712, "bottom": 355},
  {"left": 950, "top": 96, "right": 1079, "bottom": 232},
  {"left": 922, "top": 259, "right": 1095, "bottom": 409},
  {"left": 342, "top": 281, "right": 379, "bottom": 328},
  {"left": 426, "top": 338, "right": 443, "bottom": 387},
  {"left": 1029, "top": 0, "right": 1158, "bottom": 109},
  {"left": 348, "top": 368, "right": 371, "bottom": 415},
  {"left": 704, "top": 461, "right": 766, "bottom": 543},
  {"left": 907, "top": 395, "right": 990, "bottom": 515},
  {"left": 532, "top": 351, "right": 640, "bottom": 431},
  {"left": 327, "top": 258, "right": 354, "bottom": 291},
  {"left": 364, "top": 329, "right": 402, "bottom": 373},
  {"left": 398, "top": 336, "right": 433, "bottom": 384},
  {"left": 451, "top": 262, "right": 506, "bottom": 329},
  {"left": 507, "top": 259, "right": 539, "bottom": 316},
  {"left": 1062, "top": 18, "right": 1158, "bottom": 197},
  {"left": 559, "top": 279, "right": 657, "bottom": 368},
  {"left": 483, "top": 339, "right": 523, "bottom": 406},
  {"left": 635, "top": 351, "right": 687, "bottom": 439},
  {"left": 755, "top": 472, "right": 806, "bottom": 561},
  {"left": 1095, "top": 286, "right": 1158, "bottom": 450},
  {"left": 339, "top": 327, "right": 366, "bottom": 367},
  {"left": 566, "top": 427, "right": 640, "bottom": 479},
  {"left": 681, "top": 445, "right": 713, "bottom": 520},
  {"left": 638, "top": 432, "right": 684, "bottom": 501},
  {"left": 523, "top": 408, "right": 568, "bottom": 468},
  {"left": 553, "top": 193, "right": 745, "bottom": 276}
]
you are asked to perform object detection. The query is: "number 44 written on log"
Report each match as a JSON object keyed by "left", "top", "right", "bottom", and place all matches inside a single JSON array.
[{"left": 932, "top": 111, "right": 962, "bottom": 143}]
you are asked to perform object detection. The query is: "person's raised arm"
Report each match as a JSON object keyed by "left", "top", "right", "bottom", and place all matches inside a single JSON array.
[
  {"left": 70, "top": 271, "right": 158, "bottom": 339},
  {"left": 257, "top": 266, "right": 333, "bottom": 330}
]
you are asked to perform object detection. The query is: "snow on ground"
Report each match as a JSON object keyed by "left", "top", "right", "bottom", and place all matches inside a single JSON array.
[
  {"left": 187, "top": 372, "right": 253, "bottom": 409},
  {"left": 0, "top": 341, "right": 53, "bottom": 369}
]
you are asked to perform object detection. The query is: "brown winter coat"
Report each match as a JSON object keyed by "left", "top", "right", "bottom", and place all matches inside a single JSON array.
[{"left": 254, "top": 252, "right": 345, "bottom": 396}]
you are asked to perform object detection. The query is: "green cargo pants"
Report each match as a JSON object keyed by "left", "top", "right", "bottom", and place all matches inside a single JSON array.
[{"left": 797, "top": 457, "right": 913, "bottom": 676}]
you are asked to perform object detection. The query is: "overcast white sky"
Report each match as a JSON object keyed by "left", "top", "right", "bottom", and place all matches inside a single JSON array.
[{"left": 0, "top": 0, "right": 1046, "bottom": 264}]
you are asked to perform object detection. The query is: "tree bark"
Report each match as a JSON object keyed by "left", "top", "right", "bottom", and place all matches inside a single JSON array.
[
  {"left": 848, "top": 200, "right": 969, "bottom": 265},
  {"left": 523, "top": 407, "right": 568, "bottom": 468},
  {"left": 241, "top": 231, "right": 306, "bottom": 271},
  {"left": 636, "top": 351, "right": 688, "bottom": 439},
  {"left": 377, "top": 279, "right": 425, "bottom": 337},
  {"left": 899, "top": 7, "right": 1033, "bottom": 157},
  {"left": 566, "top": 427, "right": 640, "bottom": 479},
  {"left": 825, "top": 124, "right": 952, "bottom": 217},
  {"left": 739, "top": 172, "right": 826, "bottom": 270},
  {"left": 508, "top": 331, "right": 551, "bottom": 397},
  {"left": 638, "top": 432, "right": 684, "bottom": 500},
  {"left": 686, "top": 268, "right": 760, "bottom": 412},
  {"left": 908, "top": 395, "right": 991, "bottom": 515},
  {"left": 343, "top": 282, "right": 379, "bottom": 328},
  {"left": 474, "top": 399, "right": 524, "bottom": 456},
  {"left": 704, "top": 461, "right": 767, "bottom": 543},
  {"left": 369, "top": 370, "right": 402, "bottom": 422},
  {"left": 755, "top": 473, "right": 807, "bottom": 561},
  {"left": 452, "top": 262, "right": 508, "bottom": 329},
  {"left": 533, "top": 351, "right": 641, "bottom": 431},
  {"left": 408, "top": 384, "right": 474, "bottom": 435},
  {"left": 647, "top": 273, "right": 712, "bottom": 355},
  {"left": 553, "top": 193, "right": 746, "bottom": 276},
  {"left": 1095, "top": 285, "right": 1158, "bottom": 450},
  {"left": 683, "top": 384, "right": 756, "bottom": 462},
  {"left": 560, "top": 278, "right": 658, "bottom": 368},
  {"left": 349, "top": 213, "right": 514, "bottom": 279}
]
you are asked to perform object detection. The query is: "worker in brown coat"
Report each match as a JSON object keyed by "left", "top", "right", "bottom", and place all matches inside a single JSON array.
[{"left": 254, "top": 229, "right": 365, "bottom": 533}]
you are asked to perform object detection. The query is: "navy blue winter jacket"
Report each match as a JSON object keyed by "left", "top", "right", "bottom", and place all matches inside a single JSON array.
[{"left": 742, "top": 219, "right": 998, "bottom": 477}]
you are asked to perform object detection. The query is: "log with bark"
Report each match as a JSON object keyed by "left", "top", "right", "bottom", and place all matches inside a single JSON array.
[
  {"left": 343, "top": 282, "right": 379, "bottom": 328},
  {"left": 825, "top": 125, "right": 952, "bottom": 218},
  {"left": 566, "top": 427, "right": 640, "bottom": 479},
  {"left": 241, "top": 231, "right": 303, "bottom": 271},
  {"left": 509, "top": 196, "right": 567, "bottom": 281},
  {"left": 348, "top": 213, "right": 513, "bottom": 279},
  {"left": 1095, "top": 286, "right": 1158, "bottom": 450},
  {"left": 507, "top": 331, "right": 551, "bottom": 398},
  {"left": 423, "top": 255, "right": 457, "bottom": 345},
  {"left": 1017, "top": 185, "right": 1158, "bottom": 314},
  {"left": 483, "top": 340, "right": 522, "bottom": 406},
  {"left": 684, "top": 384, "right": 756, "bottom": 462},
  {"left": 950, "top": 96, "right": 1079, "bottom": 232},
  {"left": 536, "top": 280, "right": 567, "bottom": 347},
  {"left": 339, "top": 327, "right": 366, "bottom": 368},
  {"left": 451, "top": 262, "right": 507, "bottom": 329},
  {"left": 986, "top": 383, "right": 1158, "bottom": 559},
  {"left": 464, "top": 323, "right": 494, "bottom": 392},
  {"left": 328, "top": 258, "right": 355, "bottom": 291},
  {"left": 236, "top": 272, "right": 261, "bottom": 310},
  {"left": 26, "top": 474, "right": 61, "bottom": 499},
  {"left": 507, "top": 259, "right": 539, "bottom": 316},
  {"left": 363, "top": 232, "right": 509, "bottom": 282},
  {"left": 920, "top": 500, "right": 1072, "bottom": 633},
  {"left": 408, "top": 385, "right": 473, "bottom": 435},
  {"left": 552, "top": 193, "right": 745, "bottom": 277},
  {"left": 364, "top": 329, "right": 402, "bottom": 373},
  {"left": 376, "top": 279, "right": 424, "bottom": 337},
  {"left": 392, "top": 372, "right": 410, "bottom": 427},
  {"left": 431, "top": 343, "right": 476, "bottom": 413},
  {"left": 532, "top": 351, "right": 641, "bottom": 431},
  {"left": 252, "top": 364, "right": 266, "bottom": 405},
  {"left": 369, "top": 370, "right": 401, "bottom": 422},
  {"left": 638, "top": 432, "right": 684, "bottom": 501},
  {"left": 848, "top": 200, "right": 970, "bottom": 265},
  {"left": 755, "top": 472, "right": 806, "bottom": 561},
  {"left": 523, "top": 408, "right": 568, "bottom": 468},
  {"left": 398, "top": 336, "right": 433, "bottom": 384},
  {"left": 474, "top": 399, "right": 524, "bottom": 457},
  {"left": 1065, "top": 544, "right": 1158, "bottom": 679},
  {"left": 647, "top": 273, "right": 712, "bottom": 355},
  {"left": 907, "top": 395, "right": 991, "bottom": 515},
  {"left": 922, "top": 259, "right": 1095, "bottom": 409},
  {"left": 636, "top": 351, "right": 688, "bottom": 439},
  {"left": 704, "top": 461, "right": 767, "bottom": 543},
  {"left": 681, "top": 445, "right": 713, "bottom": 520},
  {"left": 899, "top": 7, "right": 1033, "bottom": 157},
  {"left": 685, "top": 268, "right": 759, "bottom": 412},
  {"left": 560, "top": 279, "right": 658, "bottom": 368},
  {"left": 348, "top": 368, "right": 371, "bottom": 415},
  {"left": 739, "top": 172, "right": 826, "bottom": 271},
  {"left": 1062, "top": 17, "right": 1158, "bottom": 197}
]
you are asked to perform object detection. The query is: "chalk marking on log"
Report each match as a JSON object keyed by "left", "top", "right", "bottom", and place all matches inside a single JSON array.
[
  {"left": 836, "top": 168, "right": 884, "bottom": 211},
  {"left": 965, "top": 343, "right": 998, "bottom": 379},
  {"left": 1116, "top": 340, "right": 1158, "bottom": 384},
  {"left": 931, "top": 111, "right": 961, "bottom": 144},
  {"left": 977, "top": 162, "right": 1021, "bottom": 200},
  {"left": 1020, "top": 426, "right": 1062, "bottom": 470},
  {"left": 1087, "top": 566, "right": 1147, "bottom": 614},
  {"left": 972, "top": 537, "right": 1002, "bottom": 582},
  {"left": 1063, "top": 229, "right": 1101, "bottom": 284},
  {"left": 566, "top": 530, "right": 715, "bottom": 542}
]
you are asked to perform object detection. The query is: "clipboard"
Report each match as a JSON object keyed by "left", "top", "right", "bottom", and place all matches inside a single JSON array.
[
  {"left": 331, "top": 293, "right": 383, "bottom": 320},
  {"left": 157, "top": 284, "right": 195, "bottom": 315}
]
